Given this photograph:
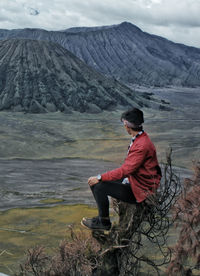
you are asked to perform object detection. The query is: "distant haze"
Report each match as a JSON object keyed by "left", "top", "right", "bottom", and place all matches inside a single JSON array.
[{"left": 0, "top": 0, "right": 200, "bottom": 48}]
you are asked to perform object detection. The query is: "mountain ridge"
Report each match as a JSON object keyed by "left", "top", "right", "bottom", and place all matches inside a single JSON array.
[{"left": 0, "top": 22, "right": 200, "bottom": 87}]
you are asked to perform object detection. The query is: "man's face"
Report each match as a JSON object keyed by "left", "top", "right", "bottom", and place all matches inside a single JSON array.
[{"left": 124, "top": 124, "right": 132, "bottom": 135}]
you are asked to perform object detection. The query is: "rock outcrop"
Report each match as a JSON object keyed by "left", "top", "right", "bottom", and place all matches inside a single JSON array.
[
  {"left": 0, "top": 39, "right": 146, "bottom": 113},
  {"left": 1, "top": 22, "right": 200, "bottom": 87}
]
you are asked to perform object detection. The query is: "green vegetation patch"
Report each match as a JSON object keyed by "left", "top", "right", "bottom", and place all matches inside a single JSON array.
[
  {"left": 39, "top": 198, "right": 65, "bottom": 204},
  {"left": 0, "top": 204, "right": 97, "bottom": 274}
]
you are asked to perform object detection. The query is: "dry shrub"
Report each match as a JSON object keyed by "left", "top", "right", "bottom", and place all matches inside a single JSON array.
[
  {"left": 51, "top": 227, "right": 101, "bottom": 276},
  {"left": 17, "top": 227, "right": 101, "bottom": 276},
  {"left": 19, "top": 246, "right": 50, "bottom": 276},
  {"left": 167, "top": 162, "right": 200, "bottom": 276}
]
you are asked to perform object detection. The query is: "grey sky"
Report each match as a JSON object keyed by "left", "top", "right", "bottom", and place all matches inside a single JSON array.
[{"left": 0, "top": 0, "right": 200, "bottom": 48}]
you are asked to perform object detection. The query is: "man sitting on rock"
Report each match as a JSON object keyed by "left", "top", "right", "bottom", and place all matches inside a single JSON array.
[{"left": 81, "top": 108, "right": 162, "bottom": 231}]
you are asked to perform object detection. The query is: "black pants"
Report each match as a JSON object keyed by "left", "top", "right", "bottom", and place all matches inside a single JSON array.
[{"left": 90, "top": 180, "right": 137, "bottom": 217}]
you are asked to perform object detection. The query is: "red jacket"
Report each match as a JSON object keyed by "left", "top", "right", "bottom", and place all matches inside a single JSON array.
[{"left": 101, "top": 132, "right": 161, "bottom": 203}]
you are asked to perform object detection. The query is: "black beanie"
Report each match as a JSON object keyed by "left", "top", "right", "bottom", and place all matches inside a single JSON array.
[{"left": 121, "top": 108, "right": 144, "bottom": 125}]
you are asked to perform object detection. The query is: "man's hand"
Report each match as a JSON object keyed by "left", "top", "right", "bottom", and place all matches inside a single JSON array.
[{"left": 88, "top": 176, "right": 99, "bottom": 186}]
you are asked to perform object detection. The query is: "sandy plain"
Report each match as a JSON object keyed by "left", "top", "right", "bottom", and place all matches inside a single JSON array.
[{"left": 0, "top": 87, "right": 199, "bottom": 274}]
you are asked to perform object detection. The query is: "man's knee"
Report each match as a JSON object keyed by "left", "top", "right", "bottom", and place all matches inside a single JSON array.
[{"left": 92, "top": 181, "right": 107, "bottom": 194}]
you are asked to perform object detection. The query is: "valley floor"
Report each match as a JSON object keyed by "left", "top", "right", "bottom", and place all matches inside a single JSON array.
[{"left": 0, "top": 87, "right": 199, "bottom": 275}]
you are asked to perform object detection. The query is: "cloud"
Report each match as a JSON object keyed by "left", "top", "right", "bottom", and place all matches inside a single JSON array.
[{"left": 0, "top": 0, "right": 200, "bottom": 47}]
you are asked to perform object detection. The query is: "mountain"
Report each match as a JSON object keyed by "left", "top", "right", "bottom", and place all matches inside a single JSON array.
[
  {"left": 0, "top": 39, "right": 150, "bottom": 113},
  {"left": 0, "top": 22, "right": 200, "bottom": 87}
]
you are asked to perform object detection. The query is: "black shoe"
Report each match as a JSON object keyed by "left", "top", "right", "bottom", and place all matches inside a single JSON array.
[{"left": 81, "top": 216, "right": 111, "bottom": 231}]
